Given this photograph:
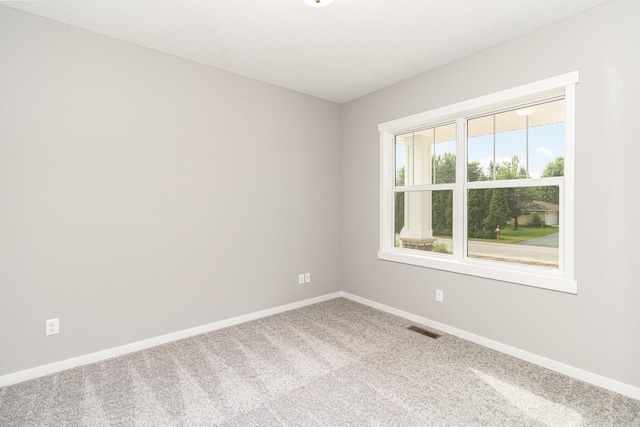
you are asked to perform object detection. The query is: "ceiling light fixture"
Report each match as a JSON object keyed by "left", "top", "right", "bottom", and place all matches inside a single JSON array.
[
  {"left": 516, "top": 106, "right": 537, "bottom": 117},
  {"left": 302, "top": 0, "right": 334, "bottom": 7}
]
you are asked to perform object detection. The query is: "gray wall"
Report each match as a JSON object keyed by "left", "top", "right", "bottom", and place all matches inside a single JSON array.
[
  {"left": 1, "top": 0, "right": 638, "bottom": 391},
  {"left": 341, "top": 0, "right": 640, "bottom": 388},
  {"left": 0, "top": 6, "right": 342, "bottom": 376}
]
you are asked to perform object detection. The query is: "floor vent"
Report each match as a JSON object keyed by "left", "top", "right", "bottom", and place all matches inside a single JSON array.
[{"left": 407, "top": 325, "right": 441, "bottom": 339}]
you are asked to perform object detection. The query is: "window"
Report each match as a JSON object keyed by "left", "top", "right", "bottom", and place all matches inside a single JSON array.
[{"left": 378, "top": 72, "right": 578, "bottom": 293}]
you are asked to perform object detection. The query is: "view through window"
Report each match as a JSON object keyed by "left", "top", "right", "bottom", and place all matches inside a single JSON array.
[
  {"left": 379, "top": 72, "right": 577, "bottom": 292},
  {"left": 465, "top": 99, "right": 564, "bottom": 268}
]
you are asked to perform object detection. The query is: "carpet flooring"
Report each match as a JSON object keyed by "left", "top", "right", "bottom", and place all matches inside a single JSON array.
[{"left": 1, "top": 297, "right": 639, "bottom": 426}]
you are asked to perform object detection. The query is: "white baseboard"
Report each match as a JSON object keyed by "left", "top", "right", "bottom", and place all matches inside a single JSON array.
[
  {"left": 0, "top": 292, "right": 342, "bottom": 388},
  {"left": 341, "top": 292, "right": 640, "bottom": 401},
  {"left": 2, "top": 290, "right": 639, "bottom": 402}
]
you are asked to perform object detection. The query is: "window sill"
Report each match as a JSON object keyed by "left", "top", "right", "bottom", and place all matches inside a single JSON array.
[{"left": 378, "top": 249, "right": 577, "bottom": 294}]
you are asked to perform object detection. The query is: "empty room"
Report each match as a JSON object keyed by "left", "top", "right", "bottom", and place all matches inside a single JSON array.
[{"left": 1, "top": 0, "right": 639, "bottom": 425}]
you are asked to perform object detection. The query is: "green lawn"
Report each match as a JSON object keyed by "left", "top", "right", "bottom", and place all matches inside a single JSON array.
[{"left": 470, "top": 224, "right": 559, "bottom": 244}]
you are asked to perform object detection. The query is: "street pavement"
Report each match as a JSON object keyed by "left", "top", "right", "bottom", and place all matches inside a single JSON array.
[
  {"left": 513, "top": 232, "right": 559, "bottom": 248},
  {"left": 435, "top": 235, "right": 559, "bottom": 267}
]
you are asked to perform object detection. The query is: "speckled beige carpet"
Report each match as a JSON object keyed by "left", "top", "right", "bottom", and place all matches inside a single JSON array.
[{"left": 1, "top": 298, "right": 639, "bottom": 426}]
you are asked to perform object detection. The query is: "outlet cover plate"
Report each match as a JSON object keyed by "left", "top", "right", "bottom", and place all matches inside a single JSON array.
[{"left": 46, "top": 318, "right": 59, "bottom": 336}]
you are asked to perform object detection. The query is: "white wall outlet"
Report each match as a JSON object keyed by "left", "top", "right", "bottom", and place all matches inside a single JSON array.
[
  {"left": 45, "top": 318, "right": 59, "bottom": 336},
  {"left": 298, "top": 274, "right": 305, "bottom": 285},
  {"left": 435, "top": 289, "right": 444, "bottom": 303},
  {"left": 305, "top": 272, "right": 311, "bottom": 283}
]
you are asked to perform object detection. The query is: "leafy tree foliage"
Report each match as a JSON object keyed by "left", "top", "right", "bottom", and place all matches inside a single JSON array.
[
  {"left": 467, "top": 161, "right": 487, "bottom": 183},
  {"left": 395, "top": 166, "right": 405, "bottom": 234},
  {"left": 468, "top": 188, "right": 492, "bottom": 238},
  {"left": 542, "top": 156, "right": 564, "bottom": 177},
  {"left": 432, "top": 190, "right": 453, "bottom": 236},
  {"left": 494, "top": 155, "right": 538, "bottom": 230},
  {"left": 432, "top": 152, "right": 456, "bottom": 184},
  {"left": 540, "top": 156, "right": 564, "bottom": 204},
  {"left": 483, "top": 188, "right": 510, "bottom": 237},
  {"left": 527, "top": 212, "right": 545, "bottom": 227},
  {"left": 430, "top": 155, "right": 487, "bottom": 236},
  {"left": 432, "top": 152, "right": 487, "bottom": 183},
  {"left": 395, "top": 153, "right": 561, "bottom": 240}
]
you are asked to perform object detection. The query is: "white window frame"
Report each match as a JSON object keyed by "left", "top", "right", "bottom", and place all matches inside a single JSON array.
[{"left": 378, "top": 72, "right": 578, "bottom": 293}]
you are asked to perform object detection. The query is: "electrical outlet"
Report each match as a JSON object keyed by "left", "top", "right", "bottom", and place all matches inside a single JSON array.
[
  {"left": 298, "top": 274, "right": 305, "bottom": 285},
  {"left": 435, "top": 289, "right": 444, "bottom": 303},
  {"left": 45, "top": 318, "right": 59, "bottom": 336},
  {"left": 305, "top": 272, "right": 311, "bottom": 283}
]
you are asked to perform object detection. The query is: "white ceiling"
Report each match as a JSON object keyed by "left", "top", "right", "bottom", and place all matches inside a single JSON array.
[{"left": 4, "top": 0, "right": 611, "bottom": 104}]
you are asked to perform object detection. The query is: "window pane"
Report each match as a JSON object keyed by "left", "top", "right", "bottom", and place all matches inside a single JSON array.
[
  {"left": 413, "top": 128, "right": 435, "bottom": 186},
  {"left": 495, "top": 109, "right": 527, "bottom": 180},
  {"left": 467, "top": 98, "right": 565, "bottom": 181},
  {"left": 431, "top": 123, "right": 457, "bottom": 184},
  {"left": 395, "top": 132, "right": 410, "bottom": 186},
  {"left": 467, "top": 186, "right": 560, "bottom": 268},
  {"left": 395, "top": 190, "right": 453, "bottom": 254},
  {"left": 467, "top": 115, "right": 493, "bottom": 182},
  {"left": 396, "top": 123, "right": 456, "bottom": 187},
  {"left": 528, "top": 99, "right": 565, "bottom": 178}
]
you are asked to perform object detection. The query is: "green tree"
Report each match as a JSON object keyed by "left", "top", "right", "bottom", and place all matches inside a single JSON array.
[
  {"left": 467, "top": 161, "right": 487, "bottom": 182},
  {"left": 541, "top": 156, "right": 564, "bottom": 204},
  {"left": 527, "top": 212, "right": 544, "bottom": 227},
  {"left": 432, "top": 152, "right": 456, "bottom": 184},
  {"left": 398, "top": 154, "right": 490, "bottom": 238},
  {"left": 468, "top": 188, "right": 491, "bottom": 238},
  {"left": 431, "top": 154, "right": 455, "bottom": 236},
  {"left": 496, "top": 155, "right": 539, "bottom": 230},
  {"left": 495, "top": 154, "right": 527, "bottom": 180},
  {"left": 431, "top": 153, "right": 487, "bottom": 184},
  {"left": 483, "top": 188, "right": 510, "bottom": 237},
  {"left": 430, "top": 155, "right": 486, "bottom": 236},
  {"left": 395, "top": 166, "right": 405, "bottom": 234},
  {"left": 432, "top": 190, "right": 453, "bottom": 236},
  {"left": 542, "top": 156, "right": 564, "bottom": 177}
]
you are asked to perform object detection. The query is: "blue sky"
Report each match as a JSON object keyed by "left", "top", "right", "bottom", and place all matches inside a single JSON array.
[{"left": 469, "top": 123, "right": 564, "bottom": 178}]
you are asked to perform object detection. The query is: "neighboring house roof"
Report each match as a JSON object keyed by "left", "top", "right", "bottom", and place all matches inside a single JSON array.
[{"left": 525, "top": 201, "right": 559, "bottom": 212}]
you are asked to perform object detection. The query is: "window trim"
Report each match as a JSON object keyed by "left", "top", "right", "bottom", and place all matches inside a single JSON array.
[{"left": 378, "top": 72, "right": 578, "bottom": 293}]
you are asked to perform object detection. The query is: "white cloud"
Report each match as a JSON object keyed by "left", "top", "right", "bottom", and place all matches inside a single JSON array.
[
  {"left": 478, "top": 156, "right": 493, "bottom": 174},
  {"left": 537, "top": 147, "right": 554, "bottom": 158}
]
